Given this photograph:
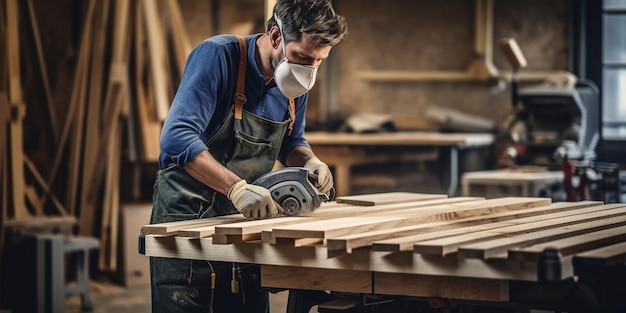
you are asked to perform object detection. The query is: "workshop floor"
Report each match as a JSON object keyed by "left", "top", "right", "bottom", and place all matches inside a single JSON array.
[{"left": 65, "top": 280, "right": 292, "bottom": 313}]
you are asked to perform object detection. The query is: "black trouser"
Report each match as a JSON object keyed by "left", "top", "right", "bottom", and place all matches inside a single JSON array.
[{"left": 151, "top": 257, "right": 269, "bottom": 313}]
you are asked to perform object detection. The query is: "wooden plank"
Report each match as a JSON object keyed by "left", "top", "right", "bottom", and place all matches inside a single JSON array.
[
  {"left": 100, "top": 121, "right": 123, "bottom": 271},
  {"left": 38, "top": 0, "right": 95, "bottom": 211},
  {"left": 142, "top": 234, "right": 542, "bottom": 281},
  {"left": 215, "top": 197, "right": 483, "bottom": 244},
  {"left": 311, "top": 196, "right": 476, "bottom": 218},
  {"left": 374, "top": 272, "right": 509, "bottom": 302},
  {"left": 177, "top": 225, "right": 218, "bottom": 238},
  {"left": 372, "top": 201, "right": 602, "bottom": 252},
  {"left": 65, "top": 1, "right": 96, "bottom": 216},
  {"left": 24, "top": 184, "right": 44, "bottom": 216},
  {"left": 0, "top": 94, "right": 8, "bottom": 207},
  {"left": 26, "top": 0, "right": 58, "bottom": 142},
  {"left": 4, "top": 215, "right": 77, "bottom": 235},
  {"left": 573, "top": 242, "right": 626, "bottom": 266},
  {"left": 134, "top": 2, "right": 161, "bottom": 162},
  {"left": 261, "top": 265, "right": 371, "bottom": 294},
  {"left": 0, "top": 3, "right": 7, "bottom": 259},
  {"left": 6, "top": 0, "right": 29, "bottom": 219},
  {"left": 23, "top": 156, "right": 67, "bottom": 215},
  {"left": 411, "top": 203, "right": 625, "bottom": 256},
  {"left": 213, "top": 217, "right": 313, "bottom": 244},
  {"left": 98, "top": 0, "right": 131, "bottom": 272},
  {"left": 335, "top": 192, "right": 445, "bottom": 206},
  {"left": 458, "top": 210, "right": 626, "bottom": 259},
  {"left": 141, "top": 214, "right": 244, "bottom": 236},
  {"left": 508, "top": 225, "right": 626, "bottom": 262},
  {"left": 330, "top": 201, "right": 603, "bottom": 256},
  {"left": 271, "top": 197, "right": 551, "bottom": 240},
  {"left": 79, "top": 0, "right": 109, "bottom": 236},
  {"left": 141, "top": 0, "right": 171, "bottom": 121},
  {"left": 164, "top": 0, "right": 192, "bottom": 77},
  {"left": 305, "top": 131, "right": 494, "bottom": 147}
]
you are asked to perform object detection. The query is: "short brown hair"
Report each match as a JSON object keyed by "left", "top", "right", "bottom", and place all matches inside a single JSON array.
[{"left": 268, "top": 0, "right": 348, "bottom": 47}]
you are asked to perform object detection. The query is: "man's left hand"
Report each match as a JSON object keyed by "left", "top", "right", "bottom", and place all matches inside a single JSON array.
[{"left": 304, "top": 157, "right": 334, "bottom": 194}]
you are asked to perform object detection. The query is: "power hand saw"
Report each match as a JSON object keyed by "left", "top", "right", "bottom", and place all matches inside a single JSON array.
[{"left": 252, "top": 167, "right": 335, "bottom": 216}]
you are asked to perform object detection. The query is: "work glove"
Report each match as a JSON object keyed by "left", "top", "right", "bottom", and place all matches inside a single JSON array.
[
  {"left": 304, "top": 156, "right": 334, "bottom": 194},
  {"left": 228, "top": 180, "right": 283, "bottom": 219}
]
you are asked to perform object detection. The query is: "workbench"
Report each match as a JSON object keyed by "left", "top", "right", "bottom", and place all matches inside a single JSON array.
[
  {"left": 304, "top": 131, "right": 494, "bottom": 197},
  {"left": 141, "top": 192, "right": 626, "bottom": 312},
  {"left": 462, "top": 168, "right": 564, "bottom": 198}
]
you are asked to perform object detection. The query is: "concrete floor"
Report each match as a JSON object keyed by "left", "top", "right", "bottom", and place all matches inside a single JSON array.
[{"left": 65, "top": 280, "right": 291, "bottom": 313}]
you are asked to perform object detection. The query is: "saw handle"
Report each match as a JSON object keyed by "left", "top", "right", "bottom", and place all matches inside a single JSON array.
[{"left": 307, "top": 172, "right": 336, "bottom": 201}]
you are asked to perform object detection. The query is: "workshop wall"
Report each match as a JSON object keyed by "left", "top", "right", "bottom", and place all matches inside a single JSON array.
[
  {"left": 333, "top": 0, "right": 569, "bottom": 130},
  {"left": 30, "top": 0, "right": 569, "bottom": 134},
  {"left": 178, "top": 0, "right": 570, "bottom": 130}
]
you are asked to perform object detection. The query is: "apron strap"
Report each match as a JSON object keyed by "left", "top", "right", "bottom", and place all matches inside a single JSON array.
[
  {"left": 288, "top": 98, "right": 295, "bottom": 136},
  {"left": 234, "top": 35, "right": 295, "bottom": 135},
  {"left": 234, "top": 36, "right": 247, "bottom": 120}
]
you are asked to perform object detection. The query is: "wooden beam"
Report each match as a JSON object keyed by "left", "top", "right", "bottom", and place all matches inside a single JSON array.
[
  {"left": 141, "top": 0, "right": 171, "bottom": 121},
  {"left": 78, "top": 0, "right": 110, "bottom": 236},
  {"left": 142, "top": 234, "right": 540, "bottom": 281},
  {"left": 6, "top": 0, "right": 29, "bottom": 219},
  {"left": 336, "top": 192, "right": 445, "bottom": 206},
  {"left": 26, "top": 0, "right": 58, "bottom": 142},
  {"left": 411, "top": 203, "right": 626, "bottom": 256},
  {"left": 458, "top": 206, "right": 626, "bottom": 259},
  {"left": 370, "top": 201, "right": 602, "bottom": 253},
  {"left": 211, "top": 197, "right": 482, "bottom": 244},
  {"left": 141, "top": 214, "right": 243, "bottom": 235},
  {"left": 164, "top": 0, "right": 192, "bottom": 77},
  {"left": 97, "top": 0, "right": 131, "bottom": 272},
  {"left": 270, "top": 197, "right": 551, "bottom": 241},
  {"left": 65, "top": 0, "right": 96, "bottom": 216},
  {"left": 23, "top": 156, "right": 67, "bottom": 215},
  {"left": 261, "top": 265, "right": 371, "bottom": 294},
  {"left": 134, "top": 1, "right": 162, "bottom": 162},
  {"left": 329, "top": 201, "right": 603, "bottom": 256},
  {"left": 0, "top": 2, "right": 8, "bottom": 267},
  {"left": 574, "top": 241, "right": 626, "bottom": 266},
  {"left": 375, "top": 272, "right": 509, "bottom": 302},
  {"left": 509, "top": 225, "right": 626, "bottom": 262}
]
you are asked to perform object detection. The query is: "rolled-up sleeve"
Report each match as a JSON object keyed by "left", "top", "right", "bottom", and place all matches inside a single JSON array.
[{"left": 159, "top": 41, "right": 227, "bottom": 169}]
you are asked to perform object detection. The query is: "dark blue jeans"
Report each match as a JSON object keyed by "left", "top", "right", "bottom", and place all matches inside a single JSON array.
[
  {"left": 150, "top": 167, "right": 268, "bottom": 313},
  {"left": 151, "top": 257, "right": 269, "bottom": 313}
]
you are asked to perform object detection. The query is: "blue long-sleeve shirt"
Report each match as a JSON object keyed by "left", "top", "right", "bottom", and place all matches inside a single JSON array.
[{"left": 158, "top": 34, "right": 310, "bottom": 170}]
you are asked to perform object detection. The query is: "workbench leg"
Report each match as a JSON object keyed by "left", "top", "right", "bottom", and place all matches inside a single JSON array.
[
  {"left": 36, "top": 237, "right": 46, "bottom": 313},
  {"left": 447, "top": 147, "right": 459, "bottom": 197},
  {"left": 334, "top": 165, "right": 350, "bottom": 197},
  {"left": 286, "top": 290, "right": 335, "bottom": 313},
  {"left": 48, "top": 236, "right": 65, "bottom": 313}
]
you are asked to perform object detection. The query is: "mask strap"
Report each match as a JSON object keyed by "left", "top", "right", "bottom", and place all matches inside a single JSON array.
[
  {"left": 288, "top": 98, "right": 295, "bottom": 136},
  {"left": 234, "top": 36, "right": 247, "bottom": 120},
  {"left": 274, "top": 13, "right": 288, "bottom": 56}
]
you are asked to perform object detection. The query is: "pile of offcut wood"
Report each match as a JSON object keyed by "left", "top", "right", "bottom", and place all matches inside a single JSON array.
[{"left": 0, "top": 0, "right": 192, "bottom": 272}]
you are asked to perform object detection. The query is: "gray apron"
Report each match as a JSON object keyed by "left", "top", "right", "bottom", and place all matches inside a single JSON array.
[
  {"left": 150, "top": 35, "right": 292, "bottom": 313},
  {"left": 150, "top": 105, "right": 290, "bottom": 313}
]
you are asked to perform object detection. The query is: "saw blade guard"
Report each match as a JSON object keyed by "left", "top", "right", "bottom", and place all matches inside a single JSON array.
[{"left": 252, "top": 167, "right": 335, "bottom": 216}]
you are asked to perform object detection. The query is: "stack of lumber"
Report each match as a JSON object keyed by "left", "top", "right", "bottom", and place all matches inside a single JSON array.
[
  {"left": 142, "top": 192, "right": 626, "bottom": 302},
  {"left": 0, "top": 0, "right": 192, "bottom": 272}
]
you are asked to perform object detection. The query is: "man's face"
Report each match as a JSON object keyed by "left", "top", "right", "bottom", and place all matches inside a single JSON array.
[{"left": 270, "top": 28, "right": 332, "bottom": 71}]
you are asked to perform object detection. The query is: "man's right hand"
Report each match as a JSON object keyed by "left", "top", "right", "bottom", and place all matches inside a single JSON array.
[{"left": 227, "top": 180, "right": 283, "bottom": 219}]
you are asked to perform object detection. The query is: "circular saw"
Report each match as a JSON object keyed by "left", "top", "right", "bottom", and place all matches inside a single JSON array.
[{"left": 252, "top": 167, "right": 335, "bottom": 216}]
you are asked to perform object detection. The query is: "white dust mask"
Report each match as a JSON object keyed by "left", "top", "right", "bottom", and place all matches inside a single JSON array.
[{"left": 273, "top": 14, "right": 318, "bottom": 99}]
